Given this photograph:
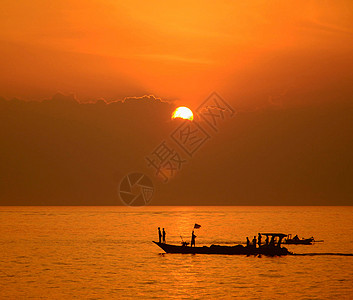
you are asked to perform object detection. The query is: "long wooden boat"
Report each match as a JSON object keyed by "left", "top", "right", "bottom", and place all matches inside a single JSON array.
[{"left": 153, "top": 241, "right": 291, "bottom": 256}]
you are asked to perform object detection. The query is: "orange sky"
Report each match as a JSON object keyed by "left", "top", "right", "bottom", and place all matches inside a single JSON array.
[{"left": 1, "top": 1, "right": 353, "bottom": 106}]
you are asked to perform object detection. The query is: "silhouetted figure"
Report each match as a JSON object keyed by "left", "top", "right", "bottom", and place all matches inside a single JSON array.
[
  {"left": 278, "top": 235, "right": 284, "bottom": 247},
  {"left": 158, "top": 227, "right": 162, "bottom": 243},
  {"left": 162, "top": 228, "right": 166, "bottom": 243},
  {"left": 252, "top": 236, "right": 257, "bottom": 248},
  {"left": 246, "top": 237, "right": 250, "bottom": 247},
  {"left": 258, "top": 233, "right": 262, "bottom": 247},
  {"left": 265, "top": 235, "right": 269, "bottom": 246},
  {"left": 269, "top": 236, "right": 275, "bottom": 246},
  {"left": 293, "top": 235, "right": 299, "bottom": 241},
  {"left": 191, "top": 230, "right": 196, "bottom": 247}
]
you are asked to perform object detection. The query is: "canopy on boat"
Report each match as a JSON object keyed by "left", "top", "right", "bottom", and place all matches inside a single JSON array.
[{"left": 260, "top": 233, "right": 287, "bottom": 237}]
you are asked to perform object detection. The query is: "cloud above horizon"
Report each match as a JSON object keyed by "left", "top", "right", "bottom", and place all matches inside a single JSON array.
[{"left": 0, "top": 96, "right": 352, "bottom": 205}]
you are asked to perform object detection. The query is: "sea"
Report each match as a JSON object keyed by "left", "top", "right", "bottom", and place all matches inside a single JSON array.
[{"left": 0, "top": 206, "right": 352, "bottom": 299}]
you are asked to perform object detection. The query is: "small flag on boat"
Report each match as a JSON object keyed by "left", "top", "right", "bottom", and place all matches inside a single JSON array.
[{"left": 194, "top": 223, "right": 201, "bottom": 229}]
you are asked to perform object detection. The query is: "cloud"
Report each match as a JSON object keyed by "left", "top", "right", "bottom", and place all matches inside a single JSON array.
[
  {"left": 0, "top": 95, "right": 352, "bottom": 205},
  {"left": 137, "top": 54, "right": 214, "bottom": 65},
  {"left": 299, "top": 19, "right": 353, "bottom": 36},
  {"left": 122, "top": 95, "right": 164, "bottom": 104},
  {"left": 38, "top": 93, "right": 171, "bottom": 106},
  {"left": 46, "top": 92, "right": 78, "bottom": 103}
]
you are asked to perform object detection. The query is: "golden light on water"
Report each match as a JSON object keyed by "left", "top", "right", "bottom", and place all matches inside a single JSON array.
[{"left": 171, "top": 106, "right": 194, "bottom": 121}]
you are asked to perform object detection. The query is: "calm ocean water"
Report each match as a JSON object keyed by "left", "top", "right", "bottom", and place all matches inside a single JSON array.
[{"left": 0, "top": 206, "right": 352, "bottom": 299}]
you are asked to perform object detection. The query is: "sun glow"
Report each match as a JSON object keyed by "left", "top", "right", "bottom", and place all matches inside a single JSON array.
[{"left": 171, "top": 106, "right": 194, "bottom": 121}]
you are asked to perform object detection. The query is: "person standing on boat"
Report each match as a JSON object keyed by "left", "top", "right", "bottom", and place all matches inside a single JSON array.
[
  {"left": 158, "top": 227, "right": 162, "bottom": 243},
  {"left": 252, "top": 236, "right": 257, "bottom": 248},
  {"left": 246, "top": 237, "right": 250, "bottom": 247},
  {"left": 162, "top": 228, "right": 166, "bottom": 243},
  {"left": 258, "top": 233, "right": 262, "bottom": 247},
  {"left": 191, "top": 230, "right": 196, "bottom": 247}
]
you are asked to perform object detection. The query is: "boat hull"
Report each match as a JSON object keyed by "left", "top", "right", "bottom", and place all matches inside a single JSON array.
[{"left": 153, "top": 242, "right": 290, "bottom": 256}]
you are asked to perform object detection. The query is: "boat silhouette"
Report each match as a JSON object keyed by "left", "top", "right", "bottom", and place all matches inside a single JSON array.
[
  {"left": 284, "top": 234, "right": 315, "bottom": 245},
  {"left": 153, "top": 233, "right": 291, "bottom": 256}
]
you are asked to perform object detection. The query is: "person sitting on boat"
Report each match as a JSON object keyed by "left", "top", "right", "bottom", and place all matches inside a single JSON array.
[
  {"left": 158, "top": 227, "right": 162, "bottom": 243},
  {"left": 252, "top": 236, "right": 257, "bottom": 248},
  {"left": 162, "top": 228, "right": 166, "bottom": 243},
  {"left": 246, "top": 237, "right": 250, "bottom": 247},
  {"left": 258, "top": 233, "right": 262, "bottom": 247},
  {"left": 269, "top": 236, "right": 275, "bottom": 246},
  {"left": 191, "top": 230, "right": 196, "bottom": 247}
]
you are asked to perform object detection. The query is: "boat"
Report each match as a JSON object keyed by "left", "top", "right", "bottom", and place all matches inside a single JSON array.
[
  {"left": 153, "top": 233, "right": 292, "bottom": 256},
  {"left": 284, "top": 234, "right": 314, "bottom": 245}
]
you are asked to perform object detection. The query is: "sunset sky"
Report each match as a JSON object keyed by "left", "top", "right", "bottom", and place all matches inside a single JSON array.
[
  {"left": 1, "top": 1, "right": 353, "bottom": 105},
  {"left": 1, "top": 1, "right": 352, "bottom": 205}
]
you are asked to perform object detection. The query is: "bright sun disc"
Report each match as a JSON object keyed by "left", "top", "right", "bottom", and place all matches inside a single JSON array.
[{"left": 171, "top": 106, "right": 193, "bottom": 121}]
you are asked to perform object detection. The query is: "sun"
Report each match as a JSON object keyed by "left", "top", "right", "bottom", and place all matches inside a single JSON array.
[{"left": 171, "top": 106, "right": 194, "bottom": 121}]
